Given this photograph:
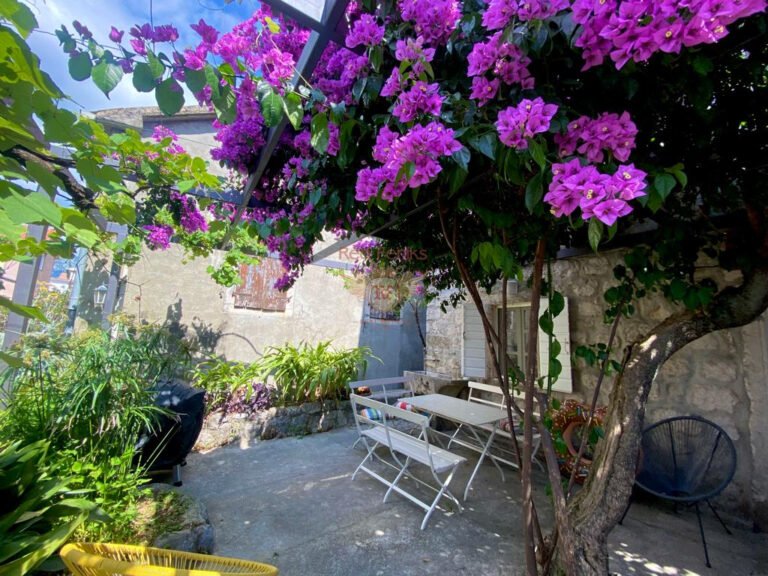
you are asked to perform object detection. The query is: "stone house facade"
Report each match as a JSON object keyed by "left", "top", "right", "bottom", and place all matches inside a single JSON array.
[
  {"left": 88, "top": 107, "right": 424, "bottom": 377},
  {"left": 425, "top": 248, "right": 768, "bottom": 530}
]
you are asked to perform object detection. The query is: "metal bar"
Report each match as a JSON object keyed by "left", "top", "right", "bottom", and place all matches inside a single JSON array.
[
  {"left": 222, "top": 0, "right": 352, "bottom": 249},
  {"left": 2, "top": 224, "right": 46, "bottom": 351}
]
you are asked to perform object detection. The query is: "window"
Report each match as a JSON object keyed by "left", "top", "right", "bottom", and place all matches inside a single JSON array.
[
  {"left": 232, "top": 259, "right": 288, "bottom": 312},
  {"left": 462, "top": 299, "right": 572, "bottom": 393},
  {"left": 364, "top": 278, "right": 401, "bottom": 322}
]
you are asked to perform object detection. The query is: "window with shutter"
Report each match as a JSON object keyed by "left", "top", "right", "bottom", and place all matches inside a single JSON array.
[
  {"left": 461, "top": 299, "right": 573, "bottom": 393},
  {"left": 232, "top": 259, "right": 288, "bottom": 312}
]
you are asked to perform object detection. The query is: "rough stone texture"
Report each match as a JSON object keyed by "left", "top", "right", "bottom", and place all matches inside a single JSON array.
[
  {"left": 425, "top": 248, "right": 768, "bottom": 529},
  {"left": 195, "top": 401, "right": 356, "bottom": 451},
  {"left": 148, "top": 484, "right": 215, "bottom": 554}
]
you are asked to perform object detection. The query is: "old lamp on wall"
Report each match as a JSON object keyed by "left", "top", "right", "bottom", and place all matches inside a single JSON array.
[{"left": 93, "top": 284, "right": 108, "bottom": 308}]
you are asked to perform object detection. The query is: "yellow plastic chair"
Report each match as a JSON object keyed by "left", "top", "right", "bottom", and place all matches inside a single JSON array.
[{"left": 60, "top": 543, "right": 278, "bottom": 576}]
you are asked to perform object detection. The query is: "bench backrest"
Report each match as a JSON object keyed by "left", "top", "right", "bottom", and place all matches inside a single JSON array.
[
  {"left": 348, "top": 377, "right": 412, "bottom": 402},
  {"left": 351, "top": 393, "right": 428, "bottom": 428},
  {"left": 467, "top": 381, "right": 538, "bottom": 417}
]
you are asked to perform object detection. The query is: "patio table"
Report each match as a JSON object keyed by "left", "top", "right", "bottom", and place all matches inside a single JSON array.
[{"left": 407, "top": 394, "right": 507, "bottom": 501}]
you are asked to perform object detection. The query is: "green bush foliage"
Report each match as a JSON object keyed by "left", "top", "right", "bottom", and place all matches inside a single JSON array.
[
  {"left": 0, "top": 323, "right": 193, "bottom": 548},
  {"left": 0, "top": 441, "right": 96, "bottom": 576},
  {"left": 254, "top": 341, "right": 376, "bottom": 406}
]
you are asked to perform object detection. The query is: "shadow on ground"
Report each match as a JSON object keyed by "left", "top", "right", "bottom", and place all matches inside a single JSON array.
[{"left": 181, "top": 427, "right": 768, "bottom": 576}]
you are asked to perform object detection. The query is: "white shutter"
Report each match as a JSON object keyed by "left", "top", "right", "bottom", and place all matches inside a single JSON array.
[
  {"left": 538, "top": 297, "right": 572, "bottom": 393},
  {"left": 463, "top": 304, "right": 486, "bottom": 378}
]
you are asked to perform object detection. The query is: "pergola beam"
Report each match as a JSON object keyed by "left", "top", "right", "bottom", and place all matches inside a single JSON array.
[{"left": 220, "top": 0, "right": 352, "bottom": 247}]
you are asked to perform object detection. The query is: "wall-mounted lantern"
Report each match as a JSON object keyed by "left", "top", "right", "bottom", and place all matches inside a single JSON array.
[{"left": 93, "top": 284, "right": 108, "bottom": 308}]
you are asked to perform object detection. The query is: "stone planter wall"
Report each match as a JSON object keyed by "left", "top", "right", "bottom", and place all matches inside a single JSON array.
[{"left": 196, "top": 400, "right": 355, "bottom": 451}]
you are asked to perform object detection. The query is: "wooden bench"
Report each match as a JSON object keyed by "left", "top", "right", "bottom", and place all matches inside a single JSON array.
[
  {"left": 448, "top": 381, "right": 543, "bottom": 471},
  {"left": 350, "top": 394, "right": 466, "bottom": 530},
  {"left": 348, "top": 376, "right": 413, "bottom": 404}
]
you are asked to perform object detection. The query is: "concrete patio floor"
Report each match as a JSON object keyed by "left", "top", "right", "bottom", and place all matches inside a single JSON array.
[{"left": 181, "top": 427, "right": 768, "bottom": 576}]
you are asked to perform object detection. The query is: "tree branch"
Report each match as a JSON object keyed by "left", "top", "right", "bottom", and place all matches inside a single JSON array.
[{"left": 5, "top": 146, "right": 97, "bottom": 211}]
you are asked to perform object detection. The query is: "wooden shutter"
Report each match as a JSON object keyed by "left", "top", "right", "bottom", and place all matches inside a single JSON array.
[
  {"left": 462, "top": 304, "right": 487, "bottom": 378},
  {"left": 538, "top": 297, "right": 572, "bottom": 393},
  {"left": 232, "top": 259, "right": 288, "bottom": 312}
]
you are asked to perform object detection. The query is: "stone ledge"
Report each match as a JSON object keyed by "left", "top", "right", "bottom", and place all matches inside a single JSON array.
[{"left": 195, "top": 400, "right": 355, "bottom": 451}]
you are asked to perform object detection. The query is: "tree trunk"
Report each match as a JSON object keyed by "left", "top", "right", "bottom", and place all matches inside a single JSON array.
[{"left": 557, "top": 264, "right": 768, "bottom": 574}]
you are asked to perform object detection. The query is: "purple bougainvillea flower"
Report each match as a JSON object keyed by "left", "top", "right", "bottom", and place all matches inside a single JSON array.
[{"left": 109, "top": 26, "right": 124, "bottom": 43}]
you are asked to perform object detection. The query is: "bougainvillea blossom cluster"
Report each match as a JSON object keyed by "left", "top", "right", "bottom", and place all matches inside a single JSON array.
[
  {"left": 482, "top": 0, "right": 569, "bottom": 30},
  {"left": 96, "top": 0, "right": 765, "bottom": 293},
  {"left": 496, "top": 98, "right": 558, "bottom": 149},
  {"left": 151, "top": 125, "right": 186, "bottom": 155},
  {"left": 143, "top": 224, "right": 174, "bottom": 250},
  {"left": 356, "top": 122, "right": 462, "bottom": 201},
  {"left": 397, "top": 0, "right": 462, "bottom": 44},
  {"left": 468, "top": 32, "right": 534, "bottom": 105},
  {"left": 392, "top": 82, "right": 443, "bottom": 122},
  {"left": 572, "top": 0, "right": 767, "bottom": 69},
  {"left": 555, "top": 112, "right": 638, "bottom": 163},
  {"left": 346, "top": 14, "right": 386, "bottom": 48},
  {"left": 544, "top": 159, "right": 648, "bottom": 226}
]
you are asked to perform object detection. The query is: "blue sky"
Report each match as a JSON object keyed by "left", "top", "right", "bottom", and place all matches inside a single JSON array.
[{"left": 26, "top": 0, "right": 257, "bottom": 112}]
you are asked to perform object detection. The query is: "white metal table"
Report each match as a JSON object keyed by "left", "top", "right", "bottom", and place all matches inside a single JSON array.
[{"left": 407, "top": 394, "right": 507, "bottom": 500}]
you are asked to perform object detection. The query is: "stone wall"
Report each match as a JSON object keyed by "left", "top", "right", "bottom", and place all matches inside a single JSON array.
[
  {"left": 196, "top": 401, "right": 355, "bottom": 451},
  {"left": 117, "top": 244, "right": 365, "bottom": 362},
  {"left": 425, "top": 248, "right": 768, "bottom": 529}
]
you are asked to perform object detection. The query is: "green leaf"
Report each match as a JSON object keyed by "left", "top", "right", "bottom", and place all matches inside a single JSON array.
[
  {"left": 0, "top": 295, "right": 46, "bottom": 322},
  {"left": 529, "top": 138, "right": 547, "bottom": 169},
  {"left": 177, "top": 179, "right": 197, "bottom": 193},
  {"left": 260, "top": 90, "right": 284, "bottom": 128},
  {"left": 539, "top": 312, "right": 554, "bottom": 335},
  {"left": 204, "top": 64, "right": 221, "bottom": 99},
  {"left": 525, "top": 172, "right": 544, "bottom": 213},
  {"left": 282, "top": 92, "right": 303, "bottom": 131},
  {"left": 370, "top": 45, "right": 383, "bottom": 72},
  {"left": 0, "top": 1, "right": 38, "bottom": 38},
  {"left": 211, "top": 88, "right": 236, "bottom": 124},
  {"left": 147, "top": 50, "right": 165, "bottom": 78},
  {"left": 0, "top": 350, "right": 23, "bottom": 368},
  {"left": 352, "top": 78, "right": 367, "bottom": 102},
  {"left": 665, "top": 163, "right": 688, "bottom": 189},
  {"left": 451, "top": 147, "right": 471, "bottom": 172},
  {"left": 91, "top": 60, "right": 123, "bottom": 97},
  {"left": 669, "top": 278, "right": 687, "bottom": 300},
  {"left": 588, "top": 218, "right": 603, "bottom": 252},
  {"left": 692, "top": 55, "right": 713, "bottom": 76},
  {"left": 1, "top": 28, "right": 60, "bottom": 96},
  {"left": 132, "top": 62, "right": 156, "bottom": 92},
  {"left": 95, "top": 194, "right": 135, "bottom": 225},
  {"left": 2, "top": 190, "right": 62, "bottom": 226},
  {"left": 41, "top": 108, "right": 78, "bottom": 143},
  {"left": 468, "top": 133, "right": 497, "bottom": 160},
  {"left": 310, "top": 113, "right": 329, "bottom": 154},
  {"left": 68, "top": 51, "right": 92, "bottom": 81},
  {"left": 264, "top": 16, "right": 281, "bottom": 33},
  {"left": 156, "top": 77, "right": 184, "bottom": 116},
  {"left": 654, "top": 173, "right": 676, "bottom": 200},
  {"left": 549, "top": 291, "right": 565, "bottom": 317},
  {"left": 447, "top": 165, "right": 468, "bottom": 195},
  {"left": 184, "top": 67, "right": 206, "bottom": 93}
]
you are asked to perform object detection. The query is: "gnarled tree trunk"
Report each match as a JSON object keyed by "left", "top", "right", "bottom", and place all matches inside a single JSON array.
[{"left": 558, "top": 263, "right": 768, "bottom": 574}]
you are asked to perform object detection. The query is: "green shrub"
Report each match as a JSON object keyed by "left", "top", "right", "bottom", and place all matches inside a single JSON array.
[
  {"left": 192, "top": 359, "right": 262, "bottom": 414},
  {"left": 0, "top": 441, "right": 96, "bottom": 576},
  {"left": 0, "top": 323, "right": 193, "bottom": 546},
  {"left": 254, "top": 341, "right": 377, "bottom": 406}
]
